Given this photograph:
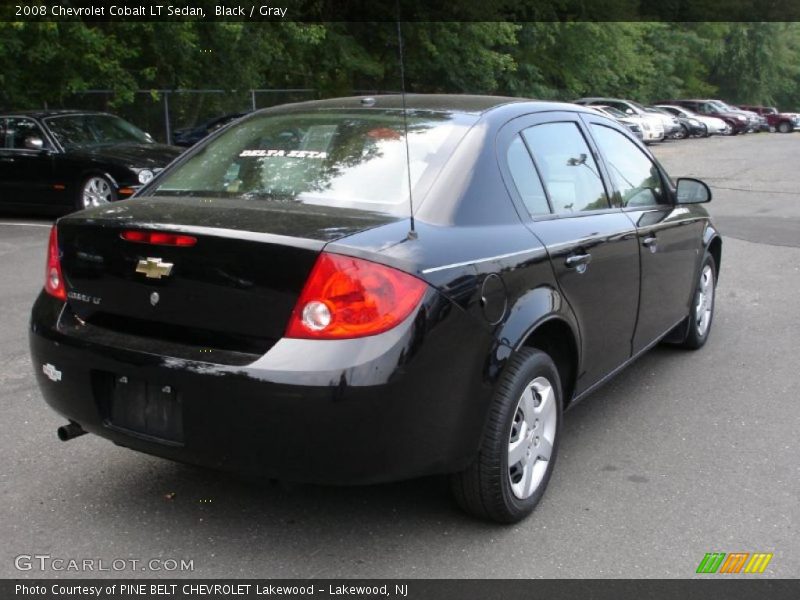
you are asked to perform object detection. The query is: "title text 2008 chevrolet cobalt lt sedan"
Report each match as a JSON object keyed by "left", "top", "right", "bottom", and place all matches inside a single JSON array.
[{"left": 30, "top": 95, "right": 721, "bottom": 523}]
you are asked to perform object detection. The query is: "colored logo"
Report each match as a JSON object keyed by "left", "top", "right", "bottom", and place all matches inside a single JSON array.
[{"left": 696, "top": 552, "right": 773, "bottom": 574}]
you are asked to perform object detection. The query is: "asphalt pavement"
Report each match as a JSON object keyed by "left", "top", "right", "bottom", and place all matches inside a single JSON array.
[{"left": 0, "top": 132, "right": 798, "bottom": 578}]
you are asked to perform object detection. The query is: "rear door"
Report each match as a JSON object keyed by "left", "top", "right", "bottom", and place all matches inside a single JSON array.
[
  {"left": 583, "top": 115, "right": 704, "bottom": 353},
  {"left": 499, "top": 112, "right": 640, "bottom": 394}
]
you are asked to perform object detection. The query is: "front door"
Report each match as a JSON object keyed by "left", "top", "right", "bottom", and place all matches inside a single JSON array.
[
  {"left": 585, "top": 118, "right": 704, "bottom": 353},
  {"left": 0, "top": 117, "right": 56, "bottom": 209}
]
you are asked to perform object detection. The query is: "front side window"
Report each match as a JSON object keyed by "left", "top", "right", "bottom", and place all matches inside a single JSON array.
[
  {"left": 4, "top": 118, "right": 48, "bottom": 150},
  {"left": 506, "top": 136, "right": 550, "bottom": 216},
  {"left": 521, "top": 122, "right": 609, "bottom": 214},
  {"left": 150, "top": 110, "right": 475, "bottom": 216},
  {"left": 590, "top": 124, "right": 666, "bottom": 208}
]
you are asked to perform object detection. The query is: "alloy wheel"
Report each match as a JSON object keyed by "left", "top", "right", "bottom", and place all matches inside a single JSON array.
[{"left": 82, "top": 177, "right": 113, "bottom": 208}]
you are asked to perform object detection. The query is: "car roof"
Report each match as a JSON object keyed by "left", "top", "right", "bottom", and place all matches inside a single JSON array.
[
  {"left": 576, "top": 97, "right": 637, "bottom": 104},
  {"left": 251, "top": 94, "right": 592, "bottom": 118}
]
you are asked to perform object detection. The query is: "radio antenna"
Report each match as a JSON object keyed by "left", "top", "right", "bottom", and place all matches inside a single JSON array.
[{"left": 396, "top": 13, "right": 417, "bottom": 239}]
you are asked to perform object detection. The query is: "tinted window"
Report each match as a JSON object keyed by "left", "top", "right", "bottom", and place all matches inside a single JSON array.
[
  {"left": 506, "top": 136, "right": 550, "bottom": 216},
  {"left": 521, "top": 122, "right": 609, "bottom": 214},
  {"left": 152, "top": 111, "right": 476, "bottom": 216},
  {"left": 4, "top": 118, "right": 48, "bottom": 150},
  {"left": 590, "top": 124, "right": 666, "bottom": 207}
]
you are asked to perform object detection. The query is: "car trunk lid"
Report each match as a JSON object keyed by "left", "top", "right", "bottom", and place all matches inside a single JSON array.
[{"left": 57, "top": 196, "right": 397, "bottom": 355}]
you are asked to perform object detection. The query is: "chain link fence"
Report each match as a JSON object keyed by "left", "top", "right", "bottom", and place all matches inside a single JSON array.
[{"left": 58, "top": 89, "right": 320, "bottom": 144}]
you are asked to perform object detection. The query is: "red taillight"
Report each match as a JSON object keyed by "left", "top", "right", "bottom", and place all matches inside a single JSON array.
[
  {"left": 121, "top": 230, "right": 197, "bottom": 247},
  {"left": 285, "top": 253, "right": 427, "bottom": 340},
  {"left": 45, "top": 225, "right": 66, "bottom": 300}
]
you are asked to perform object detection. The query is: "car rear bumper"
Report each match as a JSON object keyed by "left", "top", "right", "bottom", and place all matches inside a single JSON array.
[{"left": 29, "top": 291, "right": 497, "bottom": 485}]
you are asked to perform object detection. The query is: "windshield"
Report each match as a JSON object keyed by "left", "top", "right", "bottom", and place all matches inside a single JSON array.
[
  {"left": 709, "top": 101, "right": 732, "bottom": 112},
  {"left": 150, "top": 110, "right": 476, "bottom": 216},
  {"left": 599, "top": 106, "right": 627, "bottom": 119},
  {"left": 44, "top": 114, "right": 151, "bottom": 149}
]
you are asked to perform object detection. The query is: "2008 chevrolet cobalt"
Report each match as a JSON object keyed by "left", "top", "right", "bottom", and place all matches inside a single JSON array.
[{"left": 30, "top": 95, "right": 721, "bottom": 522}]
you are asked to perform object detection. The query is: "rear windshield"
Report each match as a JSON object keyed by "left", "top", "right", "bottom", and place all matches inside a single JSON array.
[{"left": 150, "top": 110, "right": 476, "bottom": 216}]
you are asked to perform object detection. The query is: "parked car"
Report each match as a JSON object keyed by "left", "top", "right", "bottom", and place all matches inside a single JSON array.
[
  {"left": 728, "top": 104, "right": 766, "bottom": 132},
  {"left": 643, "top": 106, "right": 682, "bottom": 139},
  {"left": 587, "top": 105, "right": 644, "bottom": 140},
  {"left": 738, "top": 105, "right": 800, "bottom": 133},
  {"left": 655, "top": 105, "right": 728, "bottom": 136},
  {"left": 30, "top": 95, "right": 721, "bottom": 523},
  {"left": 0, "top": 111, "right": 182, "bottom": 214},
  {"left": 574, "top": 97, "right": 665, "bottom": 143},
  {"left": 647, "top": 106, "right": 705, "bottom": 139},
  {"left": 659, "top": 99, "right": 749, "bottom": 134},
  {"left": 172, "top": 112, "right": 249, "bottom": 147}
]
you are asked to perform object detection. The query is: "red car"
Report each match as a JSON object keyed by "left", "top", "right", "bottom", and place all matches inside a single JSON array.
[{"left": 738, "top": 105, "right": 799, "bottom": 133}]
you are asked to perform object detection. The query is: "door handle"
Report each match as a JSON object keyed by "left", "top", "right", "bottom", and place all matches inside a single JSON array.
[
  {"left": 565, "top": 253, "right": 592, "bottom": 272},
  {"left": 642, "top": 236, "right": 658, "bottom": 251},
  {"left": 0, "top": 157, "right": 15, "bottom": 163}
]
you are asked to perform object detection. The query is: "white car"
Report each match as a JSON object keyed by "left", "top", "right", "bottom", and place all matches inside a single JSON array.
[
  {"left": 587, "top": 105, "right": 646, "bottom": 140},
  {"left": 574, "top": 97, "right": 665, "bottom": 143},
  {"left": 656, "top": 105, "right": 730, "bottom": 135}
]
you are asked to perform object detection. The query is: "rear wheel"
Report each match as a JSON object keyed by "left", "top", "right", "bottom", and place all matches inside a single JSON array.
[
  {"left": 78, "top": 175, "right": 116, "bottom": 210},
  {"left": 450, "top": 348, "right": 562, "bottom": 523},
  {"left": 777, "top": 121, "right": 792, "bottom": 134},
  {"left": 678, "top": 254, "right": 716, "bottom": 349}
]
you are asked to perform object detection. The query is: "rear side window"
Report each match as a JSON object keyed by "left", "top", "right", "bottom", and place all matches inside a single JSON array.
[
  {"left": 506, "top": 136, "right": 550, "bottom": 216},
  {"left": 521, "top": 122, "right": 609, "bottom": 214},
  {"left": 590, "top": 124, "right": 666, "bottom": 208}
]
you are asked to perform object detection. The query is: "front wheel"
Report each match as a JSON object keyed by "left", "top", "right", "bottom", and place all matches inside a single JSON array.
[
  {"left": 673, "top": 124, "right": 688, "bottom": 140},
  {"left": 777, "top": 121, "right": 792, "bottom": 134},
  {"left": 450, "top": 348, "right": 562, "bottom": 523},
  {"left": 78, "top": 175, "right": 116, "bottom": 210},
  {"left": 678, "top": 254, "right": 717, "bottom": 349}
]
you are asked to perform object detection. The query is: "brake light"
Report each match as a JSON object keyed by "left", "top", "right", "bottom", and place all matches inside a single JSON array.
[
  {"left": 45, "top": 225, "right": 66, "bottom": 300},
  {"left": 121, "top": 230, "right": 197, "bottom": 247},
  {"left": 285, "top": 253, "right": 427, "bottom": 339}
]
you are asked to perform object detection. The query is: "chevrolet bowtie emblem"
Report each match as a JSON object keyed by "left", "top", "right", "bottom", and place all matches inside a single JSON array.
[{"left": 135, "top": 257, "right": 173, "bottom": 279}]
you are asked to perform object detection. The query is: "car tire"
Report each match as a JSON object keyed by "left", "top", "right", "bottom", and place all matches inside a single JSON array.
[
  {"left": 450, "top": 348, "right": 563, "bottom": 523},
  {"left": 678, "top": 254, "right": 717, "bottom": 350},
  {"left": 78, "top": 175, "right": 116, "bottom": 210},
  {"left": 674, "top": 124, "right": 688, "bottom": 140},
  {"left": 777, "top": 121, "right": 792, "bottom": 134}
]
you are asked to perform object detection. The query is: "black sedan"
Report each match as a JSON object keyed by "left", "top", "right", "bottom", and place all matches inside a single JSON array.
[
  {"left": 172, "top": 112, "right": 249, "bottom": 147},
  {"left": 30, "top": 95, "right": 721, "bottom": 523},
  {"left": 0, "top": 110, "right": 182, "bottom": 214}
]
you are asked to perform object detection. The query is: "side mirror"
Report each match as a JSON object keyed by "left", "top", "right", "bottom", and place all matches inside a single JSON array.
[
  {"left": 676, "top": 178, "right": 711, "bottom": 204},
  {"left": 24, "top": 136, "right": 45, "bottom": 151},
  {"left": 625, "top": 108, "right": 634, "bottom": 115}
]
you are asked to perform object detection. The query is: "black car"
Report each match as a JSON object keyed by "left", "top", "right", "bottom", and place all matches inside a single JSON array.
[
  {"left": 0, "top": 111, "right": 182, "bottom": 214},
  {"left": 30, "top": 95, "right": 721, "bottom": 523},
  {"left": 172, "top": 112, "right": 249, "bottom": 147}
]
